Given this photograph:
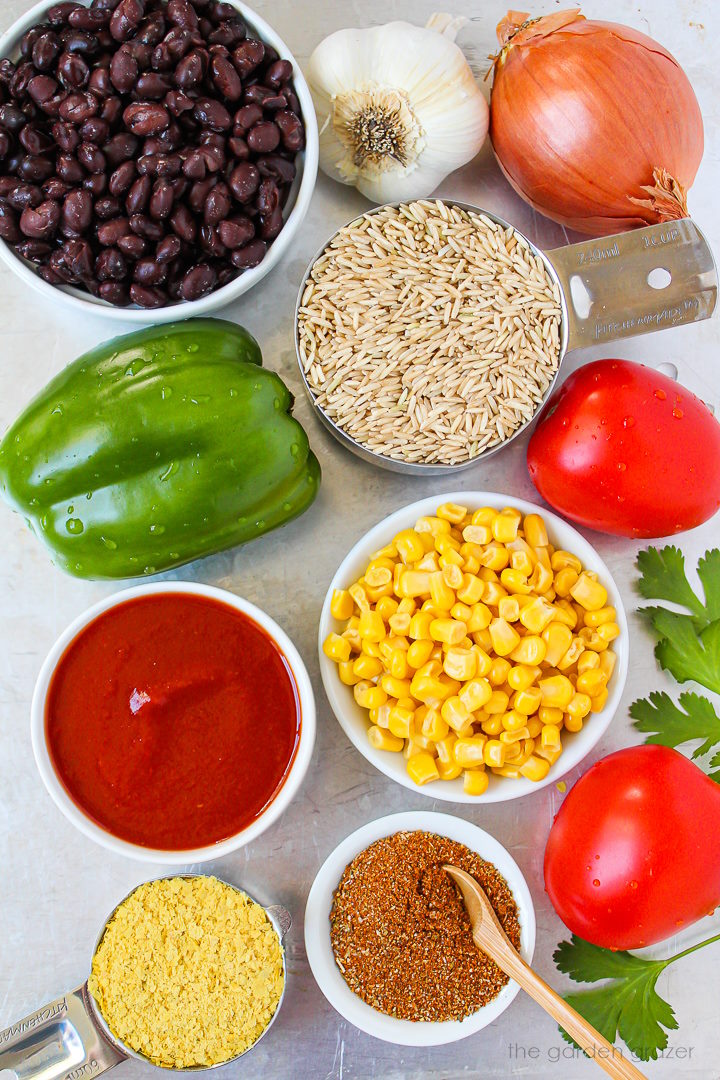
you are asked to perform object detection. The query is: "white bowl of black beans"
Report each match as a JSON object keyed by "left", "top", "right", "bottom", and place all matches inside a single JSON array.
[{"left": 0, "top": 0, "right": 318, "bottom": 321}]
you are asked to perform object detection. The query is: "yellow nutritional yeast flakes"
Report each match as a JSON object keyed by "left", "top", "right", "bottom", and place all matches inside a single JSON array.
[{"left": 88, "top": 876, "right": 284, "bottom": 1068}]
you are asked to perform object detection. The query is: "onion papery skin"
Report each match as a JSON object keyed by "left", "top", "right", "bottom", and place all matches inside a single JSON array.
[{"left": 489, "top": 10, "right": 704, "bottom": 235}]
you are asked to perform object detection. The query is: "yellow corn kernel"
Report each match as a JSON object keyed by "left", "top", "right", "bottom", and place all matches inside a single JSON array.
[
  {"left": 430, "top": 571, "right": 455, "bottom": 613},
  {"left": 539, "top": 706, "right": 564, "bottom": 726},
  {"left": 577, "top": 651, "right": 601, "bottom": 674},
  {"left": 498, "top": 596, "right": 521, "bottom": 623},
  {"left": 505, "top": 665, "right": 538, "bottom": 693},
  {"left": 597, "top": 622, "right": 620, "bottom": 643},
  {"left": 436, "top": 502, "right": 467, "bottom": 524},
  {"left": 519, "top": 596, "right": 556, "bottom": 634},
  {"left": 409, "top": 611, "right": 433, "bottom": 640},
  {"left": 378, "top": 674, "right": 410, "bottom": 700},
  {"left": 391, "top": 528, "right": 423, "bottom": 565},
  {"left": 487, "top": 659, "right": 511, "bottom": 688},
  {"left": 542, "top": 622, "right": 573, "bottom": 666},
  {"left": 441, "top": 563, "right": 463, "bottom": 590},
  {"left": 420, "top": 710, "right": 449, "bottom": 742},
  {"left": 435, "top": 758, "right": 461, "bottom": 780},
  {"left": 416, "top": 552, "right": 440, "bottom": 573},
  {"left": 435, "top": 734, "right": 457, "bottom": 765},
  {"left": 365, "top": 565, "right": 393, "bottom": 592},
  {"left": 457, "top": 677, "right": 492, "bottom": 713},
  {"left": 541, "top": 724, "right": 562, "bottom": 751},
  {"left": 367, "top": 726, "right": 404, "bottom": 752},
  {"left": 397, "top": 597, "right": 416, "bottom": 614},
  {"left": 375, "top": 597, "right": 398, "bottom": 624},
  {"left": 485, "top": 690, "right": 509, "bottom": 715},
  {"left": 528, "top": 560, "right": 554, "bottom": 595},
  {"left": 503, "top": 741, "right": 524, "bottom": 764},
  {"left": 510, "top": 635, "right": 547, "bottom": 666},
  {"left": 551, "top": 550, "right": 582, "bottom": 573},
  {"left": 358, "top": 608, "right": 385, "bottom": 644},
  {"left": 349, "top": 582, "right": 370, "bottom": 611},
  {"left": 480, "top": 715, "right": 503, "bottom": 736},
  {"left": 443, "top": 648, "right": 477, "bottom": 682},
  {"left": 553, "top": 601, "right": 578, "bottom": 629},
  {"left": 354, "top": 681, "right": 388, "bottom": 710},
  {"left": 388, "top": 706, "right": 415, "bottom": 739},
  {"left": 500, "top": 726, "right": 530, "bottom": 745},
  {"left": 553, "top": 567, "right": 579, "bottom": 598},
  {"left": 430, "top": 618, "right": 467, "bottom": 645},
  {"left": 467, "top": 602, "right": 492, "bottom": 633},
  {"left": 398, "top": 570, "right": 432, "bottom": 599},
  {"left": 418, "top": 659, "right": 442, "bottom": 678},
  {"left": 479, "top": 567, "right": 499, "bottom": 583},
  {"left": 352, "top": 653, "right": 384, "bottom": 679},
  {"left": 390, "top": 648, "right": 409, "bottom": 680},
  {"left": 435, "top": 532, "right": 461, "bottom": 555},
  {"left": 590, "top": 687, "right": 609, "bottom": 713},
  {"left": 472, "top": 629, "right": 493, "bottom": 653},
  {"left": 520, "top": 754, "right": 551, "bottom": 781},
  {"left": 463, "top": 769, "right": 489, "bottom": 795},
  {"left": 407, "top": 639, "right": 434, "bottom": 669},
  {"left": 470, "top": 507, "right": 495, "bottom": 526},
  {"left": 389, "top": 612, "right": 412, "bottom": 637},
  {"left": 584, "top": 606, "right": 617, "bottom": 628},
  {"left": 513, "top": 686, "right": 542, "bottom": 715},
  {"left": 361, "top": 638, "right": 383, "bottom": 658},
  {"left": 523, "top": 513, "right": 549, "bottom": 548},
  {"left": 463, "top": 523, "right": 492, "bottom": 545},
  {"left": 576, "top": 669, "right": 607, "bottom": 697},
  {"left": 492, "top": 508, "right": 522, "bottom": 543},
  {"left": 488, "top": 618, "right": 521, "bottom": 657},
  {"left": 330, "top": 589, "right": 354, "bottom": 621},
  {"left": 492, "top": 765, "right": 522, "bottom": 778},
  {"left": 500, "top": 568, "right": 532, "bottom": 595},
  {"left": 451, "top": 602, "right": 473, "bottom": 624},
  {"left": 578, "top": 626, "right": 608, "bottom": 651},
  {"left": 323, "top": 633, "right": 351, "bottom": 663},
  {"left": 406, "top": 751, "right": 440, "bottom": 786},
  {"left": 526, "top": 717, "right": 543, "bottom": 738},
  {"left": 563, "top": 712, "right": 584, "bottom": 733},
  {"left": 411, "top": 674, "right": 452, "bottom": 707},
  {"left": 338, "top": 660, "right": 361, "bottom": 685},
  {"left": 441, "top": 696, "right": 472, "bottom": 733},
  {"left": 600, "top": 650, "right": 617, "bottom": 679},
  {"left": 539, "top": 675, "right": 574, "bottom": 709},
  {"left": 371, "top": 542, "right": 399, "bottom": 561},
  {"left": 483, "top": 739, "right": 506, "bottom": 767},
  {"left": 510, "top": 549, "right": 534, "bottom": 578},
  {"left": 570, "top": 572, "right": 608, "bottom": 612},
  {"left": 453, "top": 736, "right": 487, "bottom": 767},
  {"left": 374, "top": 703, "right": 392, "bottom": 729},
  {"left": 456, "top": 573, "right": 485, "bottom": 606},
  {"left": 415, "top": 515, "right": 450, "bottom": 537},
  {"left": 567, "top": 693, "right": 592, "bottom": 720},
  {"left": 501, "top": 708, "right": 528, "bottom": 733},
  {"left": 479, "top": 541, "right": 510, "bottom": 572},
  {"left": 557, "top": 637, "right": 585, "bottom": 672}
]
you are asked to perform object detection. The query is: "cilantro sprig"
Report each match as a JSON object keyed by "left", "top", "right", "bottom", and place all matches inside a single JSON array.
[
  {"left": 554, "top": 933, "right": 720, "bottom": 1061},
  {"left": 630, "top": 691, "right": 720, "bottom": 782},
  {"left": 637, "top": 546, "right": 720, "bottom": 693}
]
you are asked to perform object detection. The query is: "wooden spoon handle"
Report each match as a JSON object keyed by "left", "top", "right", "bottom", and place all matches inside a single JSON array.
[{"left": 477, "top": 931, "right": 647, "bottom": 1080}]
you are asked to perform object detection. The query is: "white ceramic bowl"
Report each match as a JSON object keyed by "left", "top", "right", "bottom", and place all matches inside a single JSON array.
[
  {"left": 31, "top": 581, "right": 316, "bottom": 863},
  {"left": 0, "top": 0, "right": 318, "bottom": 324},
  {"left": 304, "top": 811, "right": 535, "bottom": 1046},
  {"left": 318, "top": 491, "right": 628, "bottom": 803}
]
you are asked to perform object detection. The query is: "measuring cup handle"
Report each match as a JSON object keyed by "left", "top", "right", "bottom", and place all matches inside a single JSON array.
[
  {"left": 548, "top": 219, "right": 717, "bottom": 352},
  {"left": 0, "top": 984, "right": 125, "bottom": 1080}
]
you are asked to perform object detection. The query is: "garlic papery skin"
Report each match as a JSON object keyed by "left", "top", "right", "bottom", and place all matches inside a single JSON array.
[{"left": 307, "top": 15, "right": 489, "bottom": 203}]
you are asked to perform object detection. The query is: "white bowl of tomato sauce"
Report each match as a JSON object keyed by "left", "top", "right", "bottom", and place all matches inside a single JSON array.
[{"left": 31, "top": 582, "right": 315, "bottom": 863}]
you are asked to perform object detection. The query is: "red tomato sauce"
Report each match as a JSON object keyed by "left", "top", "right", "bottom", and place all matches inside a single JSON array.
[{"left": 45, "top": 593, "right": 301, "bottom": 850}]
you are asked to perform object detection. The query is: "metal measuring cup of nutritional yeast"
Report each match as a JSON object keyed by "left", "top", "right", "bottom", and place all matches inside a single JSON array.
[
  {"left": 0, "top": 876, "right": 291, "bottom": 1078},
  {"left": 293, "top": 201, "right": 717, "bottom": 475}
]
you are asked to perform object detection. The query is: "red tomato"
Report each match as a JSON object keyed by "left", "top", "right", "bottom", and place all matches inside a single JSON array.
[
  {"left": 527, "top": 359, "right": 720, "bottom": 537},
  {"left": 544, "top": 746, "right": 720, "bottom": 949}
]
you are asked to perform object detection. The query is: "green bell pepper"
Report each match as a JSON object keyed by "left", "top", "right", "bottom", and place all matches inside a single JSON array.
[{"left": 0, "top": 318, "right": 320, "bottom": 579}]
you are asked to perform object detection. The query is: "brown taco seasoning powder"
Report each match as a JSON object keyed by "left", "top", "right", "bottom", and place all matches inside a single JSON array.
[{"left": 330, "top": 831, "right": 521, "bottom": 1022}]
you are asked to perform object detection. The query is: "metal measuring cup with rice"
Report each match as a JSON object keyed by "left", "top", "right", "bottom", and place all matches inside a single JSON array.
[{"left": 0, "top": 875, "right": 290, "bottom": 1076}]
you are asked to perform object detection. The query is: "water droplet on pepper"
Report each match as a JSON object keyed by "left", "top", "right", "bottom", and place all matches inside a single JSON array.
[{"left": 66, "top": 518, "right": 84, "bottom": 534}]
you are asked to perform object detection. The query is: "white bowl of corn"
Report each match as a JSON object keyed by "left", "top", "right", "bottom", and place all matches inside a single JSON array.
[{"left": 318, "top": 492, "right": 628, "bottom": 803}]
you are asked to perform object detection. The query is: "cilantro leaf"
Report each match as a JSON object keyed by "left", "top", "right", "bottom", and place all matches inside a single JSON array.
[
  {"left": 698, "top": 549, "right": 720, "bottom": 623},
  {"left": 654, "top": 617, "right": 720, "bottom": 694},
  {"left": 637, "top": 546, "right": 705, "bottom": 618},
  {"left": 554, "top": 937, "right": 677, "bottom": 1062},
  {"left": 630, "top": 691, "right": 720, "bottom": 759}
]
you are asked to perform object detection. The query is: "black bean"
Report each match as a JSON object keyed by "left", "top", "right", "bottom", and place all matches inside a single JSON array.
[
  {"left": 164, "top": 89, "right": 193, "bottom": 116},
  {"left": 169, "top": 201, "right": 195, "bottom": 241},
  {"left": 208, "top": 19, "right": 245, "bottom": 47},
  {"left": 256, "top": 153, "right": 295, "bottom": 184},
  {"left": 218, "top": 214, "right": 253, "bottom": 249},
  {"left": 56, "top": 152, "right": 84, "bottom": 183},
  {"left": 163, "top": 27, "right": 195, "bottom": 62},
  {"left": 99, "top": 280, "right": 130, "bottom": 304},
  {"left": 136, "top": 72, "right": 172, "bottom": 99},
  {"left": 149, "top": 179, "right": 174, "bottom": 218},
  {"left": 52, "top": 120, "right": 80, "bottom": 151},
  {"left": 275, "top": 109, "right": 305, "bottom": 151},
  {"left": 109, "top": 0, "right": 145, "bottom": 42},
  {"left": 104, "top": 131, "right": 139, "bottom": 165},
  {"left": 260, "top": 203, "right": 283, "bottom": 239},
  {"left": 167, "top": 0, "right": 198, "bottom": 30},
  {"left": 97, "top": 216, "right": 130, "bottom": 244},
  {"left": 48, "top": 3, "right": 83, "bottom": 26},
  {"left": 100, "top": 95, "right": 122, "bottom": 124},
  {"left": 0, "top": 103, "right": 28, "bottom": 131},
  {"left": 129, "top": 282, "right": 166, "bottom": 305},
  {"left": 117, "top": 232, "right": 148, "bottom": 257},
  {"left": 133, "top": 256, "right": 167, "bottom": 284},
  {"left": 62, "top": 237, "right": 94, "bottom": 276},
  {"left": 265, "top": 59, "right": 293, "bottom": 88},
  {"left": 155, "top": 233, "right": 181, "bottom": 261},
  {"left": 69, "top": 7, "right": 110, "bottom": 30},
  {"left": 203, "top": 180, "right": 230, "bottom": 224},
  {"left": 94, "top": 195, "right": 122, "bottom": 218},
  {"left": 174, "top": 49, "right": 206, "bottom": 87},
  {"left": 64, "top": 30, "right": 99, "bottom": 55},
  {"left": 228, "top": 161, "right": 259, "bottom": 202},
  {"left": 135, "top": 12, "right": 166, "bottom": 46},
  {"left": 129, "top": 212, "right": 164, "bottom": 239},
  {"left": 230, "top": 237, "right": 265, "bottom": 268},
  {"left": 261, "top": 93, "right": 288, "bottom": 112},
  {"left": 10, "top": 62, "right": 36, "bottom": 100},
  {"left": 96, "top": 246, "right": 127, "bottom": 279},
  {"left": 15, "top": 239, "right": 53, "bottom": 261},
  {"left": 18, "top": 155, "right": 55, "bottom": 182},
  {"left": 109, "top": 46, "right": 138, "bottom": 92},
  {"left": 125, "top": 174, "right": 152, "bottom": 213},
  {"left": 227, "top": 135, "right": 248, "bottom": 160},
  {"left": 232, "top": 39, "right": 264, "bottom": 78},
  {"left": 19, "top": 124, "right": 54, "bottom": 154},
  {"left": 180, "top": 261, "right": 215, "bottom": 299},
  {"left": 188, "top": 175, "right": 216, "bottom": 213},
  {"left": 7, "top": 183, "right": 43, "bottom": 210},
  {"left": 88, "top": 66, "right": 113, "bottom": 96},
  {"left": 26, "top": 75, "right": 58, "bottom": 106},
  {"left": 43, "top": 178, "right": 72, "bottom": 200},
  {"left": 32, "top": 33, "right": 62, "bottom": 72},
  {"left": 247, "top": 120, "right": 279, "bottom": 154},
  {"left": 211, "top": 54, "right": 242, "bottom": 99},
  {"left": 0, "top": 204, "right": 21, "bottom": 242},
  {"left": 58, "top": 91, "right": 99, "bottom": 122},
  {"left": 57, "top": 51, "right": 90, "bottom": 88},
  {"left": 77, "top": 141, "right": 106, "bottom": 172},
  {"left": 20, "top": 199, "right": 60, "bottom": 239},
  {"left": 123, "top": 101, "right": 170, "bottom": 135},
  {"left": 83, "top": 171, "right": 108, "bottom": 196}
]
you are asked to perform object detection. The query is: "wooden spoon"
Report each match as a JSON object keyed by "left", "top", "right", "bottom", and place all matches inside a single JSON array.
[{"left": 443, "top": 865, "right": 647, "bottom": 1080}]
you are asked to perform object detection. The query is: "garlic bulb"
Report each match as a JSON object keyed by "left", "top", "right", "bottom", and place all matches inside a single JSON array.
[{"left": 307, "top": 14, "right": 489, "bottom": 203}]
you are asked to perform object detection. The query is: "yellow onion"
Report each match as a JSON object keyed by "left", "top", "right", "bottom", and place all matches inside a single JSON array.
[{"left": 489, "top": 8, "right": 704, "bottom": 235}]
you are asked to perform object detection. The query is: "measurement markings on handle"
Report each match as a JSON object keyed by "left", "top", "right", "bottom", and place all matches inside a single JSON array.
[
  {"left": 594, "top": 296, "right": 701, "bottom": 338},
  {"left": 642, "top": 225, "right": 681, "bottom": 249},
  {"left": 0, "top": 999, "right": 68, "bottom": 1044},
  {"left": 65, "top": 1059, "right": 100, "bottom": 1080},
  {"left": 577, "top": 241, "right": 620, "bottom": 266}
]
